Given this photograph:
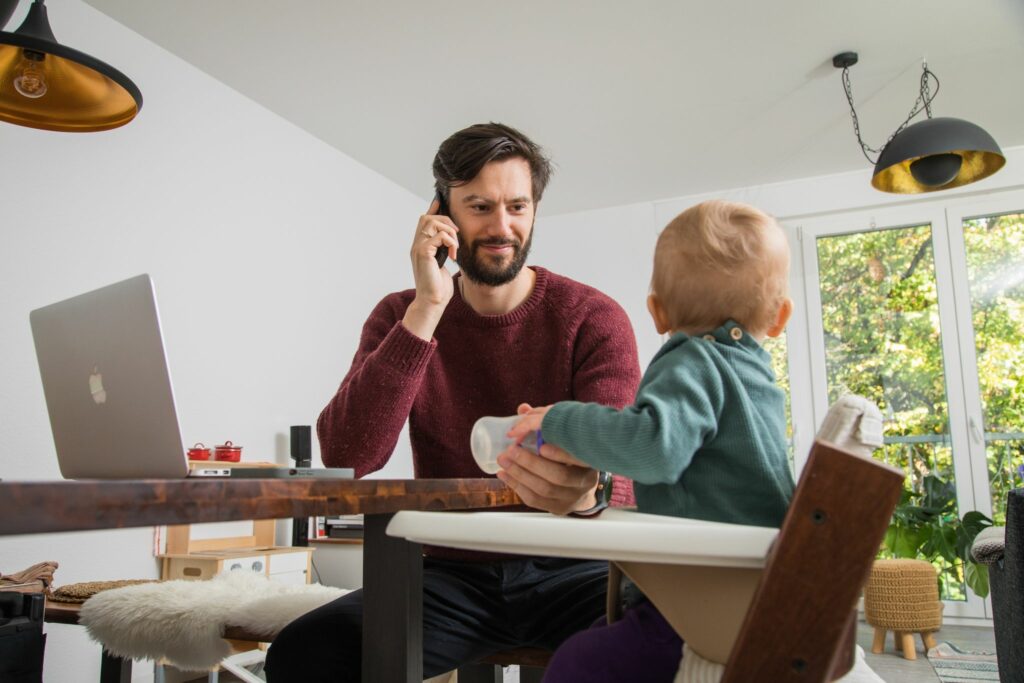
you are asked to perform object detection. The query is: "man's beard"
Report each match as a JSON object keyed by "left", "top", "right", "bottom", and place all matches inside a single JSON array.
[{"left": 457, "top": 230, "right": 533, "bottom": 286}]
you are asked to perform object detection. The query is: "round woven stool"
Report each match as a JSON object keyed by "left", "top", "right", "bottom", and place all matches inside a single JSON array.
[{"left": 864, "top": 559, "right": 943, "bottom": 660}]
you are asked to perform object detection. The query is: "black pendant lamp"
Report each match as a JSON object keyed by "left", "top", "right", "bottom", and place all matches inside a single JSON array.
[
  {"left": 834, "top": 52, "right": 1004, "bottom": 194},
  {"left": 0, "top": 0, "right": 142, "bottom": 132}
]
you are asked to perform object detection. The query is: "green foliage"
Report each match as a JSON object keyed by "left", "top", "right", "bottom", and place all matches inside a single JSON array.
[
  {"left": 883, "top": 474, "right": 993, "bottom": 598},
  {"left": 815, "top": 211, "right": 1023, "bottom": 599}
]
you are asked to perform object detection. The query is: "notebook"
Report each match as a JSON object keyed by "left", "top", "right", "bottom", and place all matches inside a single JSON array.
[{"left": 29, "top": 274, "right": 353, "bottom": 480}]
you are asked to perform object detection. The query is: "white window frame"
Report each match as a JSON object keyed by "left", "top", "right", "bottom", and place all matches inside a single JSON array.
[{"left": 791, "top": 197, "right": 1000, "bottom": 619}]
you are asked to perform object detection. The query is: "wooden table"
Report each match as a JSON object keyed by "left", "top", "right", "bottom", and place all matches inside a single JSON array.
[{"left": 0, "top": 478, "right": 518, "bottom": 683}]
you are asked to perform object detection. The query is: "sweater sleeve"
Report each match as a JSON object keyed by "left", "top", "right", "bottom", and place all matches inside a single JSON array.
[
  {"left": 317, "top": 296, "right": 435, "bottom": 476},
  {"left": 569, "top": 296, "right": 642, "bottom": 507},
  {"left": 544, "top": 344, "right": 722, "bottom": 486}
]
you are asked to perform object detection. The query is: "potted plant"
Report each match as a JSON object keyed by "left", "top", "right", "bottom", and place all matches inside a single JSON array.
[{"left": 883, "top": 473, "right": 994, "bottom": 598}]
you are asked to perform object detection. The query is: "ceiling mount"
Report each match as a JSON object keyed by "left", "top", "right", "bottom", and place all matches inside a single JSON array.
[{"left": 831, "top": 52, "right": 858, "bottom": 69}]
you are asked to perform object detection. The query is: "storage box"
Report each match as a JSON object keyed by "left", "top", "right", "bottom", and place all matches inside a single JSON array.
[{"left": 160, "top": 546, "right": 313, "bottom": 585}]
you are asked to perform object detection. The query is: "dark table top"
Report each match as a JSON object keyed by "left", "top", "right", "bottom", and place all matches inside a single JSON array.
[{"left": 0, "top": 478, "right": 518, "bottom": 536}]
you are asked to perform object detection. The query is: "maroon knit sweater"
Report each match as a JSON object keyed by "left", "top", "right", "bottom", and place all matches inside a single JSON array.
[{"left": 318, "top": 267, "right": 641, "bottom": 555}]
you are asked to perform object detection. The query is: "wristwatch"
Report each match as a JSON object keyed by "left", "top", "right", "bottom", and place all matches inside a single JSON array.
[{"left": 572, "top": 471, "right": 613, "bottom": 517}]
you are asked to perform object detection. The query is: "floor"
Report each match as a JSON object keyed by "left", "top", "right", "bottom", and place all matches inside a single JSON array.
[
  {"left": 183, "top": 620, "right": 998, "bottom": 682},
  {"left": 856, "top": 619, "right": 996, "bottom": 682}
]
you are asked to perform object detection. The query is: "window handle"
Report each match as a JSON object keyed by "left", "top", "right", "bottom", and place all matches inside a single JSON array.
[{"left": 968, "top": 417, "right": 984, "bottom": 445}]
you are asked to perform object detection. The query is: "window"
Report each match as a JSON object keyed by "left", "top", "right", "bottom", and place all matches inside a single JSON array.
[
  {"left": 948, "top": 202, "right": 1024, "bottom": 525},
  {"left": 794, "top": 190, "right": 1024, "bottom": 618}
]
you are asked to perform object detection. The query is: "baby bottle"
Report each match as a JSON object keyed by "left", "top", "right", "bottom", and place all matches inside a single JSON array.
[{"left": 470, "top": 416, "right": 543, "bottom": 474}]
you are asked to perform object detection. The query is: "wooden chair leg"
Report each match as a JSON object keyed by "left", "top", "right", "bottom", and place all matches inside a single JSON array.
[
  {"left": 921, "top": 631, "right": 937, "bottom": 650},
  {"left": 871, "top": 627, "right": 886, "bottom": 654},
  {"left": 900, "top": 632, "right": 917, "bottom": 660}
]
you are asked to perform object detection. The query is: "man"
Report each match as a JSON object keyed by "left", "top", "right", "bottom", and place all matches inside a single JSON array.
[{"left": 265, "top": 122, "right": 640, "bottom": 682}]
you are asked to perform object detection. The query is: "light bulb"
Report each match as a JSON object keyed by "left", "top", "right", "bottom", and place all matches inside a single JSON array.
[
  {"left": 13, "top": 50, "right": 47, "bottom": 99},
  {"left": 909, "top": 153, "right": 962, "bottom": 188}
]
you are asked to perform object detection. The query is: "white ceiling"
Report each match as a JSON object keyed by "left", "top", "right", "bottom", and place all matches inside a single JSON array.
[{"left": 78, "top": 0, "right": 1024, "bottom": 215}]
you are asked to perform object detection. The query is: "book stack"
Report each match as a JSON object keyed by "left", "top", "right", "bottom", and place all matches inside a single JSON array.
[{"left": 326, "top": 514, "right": 364, "bottom": 540}]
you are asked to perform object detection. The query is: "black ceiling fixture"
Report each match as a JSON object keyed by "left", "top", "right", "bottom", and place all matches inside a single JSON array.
[
  {"left": 0, "top": 0, "right": 142, "bottom": 132},
  {"left": 834, "top": 52, "right": 1004, "bottom": 194}
]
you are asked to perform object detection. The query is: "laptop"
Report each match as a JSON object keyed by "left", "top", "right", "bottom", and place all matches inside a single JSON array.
[{"left": 29, "top": 274, "right": 353, "bottom": 480}]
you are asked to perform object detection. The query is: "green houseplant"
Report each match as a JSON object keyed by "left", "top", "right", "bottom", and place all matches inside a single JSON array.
[{"left": 883, "top": 473, "right": 994, "bottom": 598}]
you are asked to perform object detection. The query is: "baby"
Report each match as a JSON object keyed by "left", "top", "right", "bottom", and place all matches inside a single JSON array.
[{"left": 505, "top": 199, "right": 796, "bottom": 682}]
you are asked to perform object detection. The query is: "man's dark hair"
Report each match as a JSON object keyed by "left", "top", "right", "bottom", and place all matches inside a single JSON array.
[{"left": 433, "top": 122, "right": 553, "bottom": 204}]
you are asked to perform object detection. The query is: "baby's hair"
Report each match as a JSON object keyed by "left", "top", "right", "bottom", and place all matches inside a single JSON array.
[{"left": 652, "top": 200, "right": 790, "bottom": 334}]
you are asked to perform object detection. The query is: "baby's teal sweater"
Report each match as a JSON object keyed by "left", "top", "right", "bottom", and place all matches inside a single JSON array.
[{"left": 543, "top": 320, "right": 794, "bottom": 528}]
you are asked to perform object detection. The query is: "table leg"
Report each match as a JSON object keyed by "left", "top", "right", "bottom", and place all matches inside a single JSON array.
[
  {"left": 362, "top": 512, "right": 423, "bottom": 683},
  {"left": 99, "top": 649, "right": 131, "bottom": 683}
]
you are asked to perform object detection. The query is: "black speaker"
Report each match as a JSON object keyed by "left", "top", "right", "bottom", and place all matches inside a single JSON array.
[
  {"left": 290, "top": 425, "right": 312, "bottom": 547},
  {"left": 0, "top": 593, "right": 45, "bottom": 682},
  {"left": 290, "top": 425, "right": 311, "bottom": 467}
]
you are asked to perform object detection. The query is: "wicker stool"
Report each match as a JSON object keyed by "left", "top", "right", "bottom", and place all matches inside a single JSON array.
[{"left": 863, "top": 559, "right": 943, "bottom": 660}]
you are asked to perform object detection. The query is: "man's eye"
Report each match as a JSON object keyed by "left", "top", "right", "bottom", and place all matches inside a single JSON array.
[
  {"left": 511, "top": 204, "right": 527, "bottom": 212},
  {"left": 471, "top": 205, "right": 488, "bottom": 212}
]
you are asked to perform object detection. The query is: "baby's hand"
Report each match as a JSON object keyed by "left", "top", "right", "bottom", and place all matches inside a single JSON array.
[{"left": 507, "top": 402, "right": 552, "bottom": 444}]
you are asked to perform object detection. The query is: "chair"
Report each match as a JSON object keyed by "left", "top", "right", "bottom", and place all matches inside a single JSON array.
[
  {"left": 985, "top": 488, "right": 1023, "bottom": 683},
  {"left": 390, "top": 406, "right": 903, "bottom": 682}
]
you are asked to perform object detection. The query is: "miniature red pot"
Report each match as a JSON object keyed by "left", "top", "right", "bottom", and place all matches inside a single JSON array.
[
  {"left": 214, "top": 441, "right": 242, "bottom": 462},
  {"left": 187, "top": 443, "right": 211, "bottom": 461}
]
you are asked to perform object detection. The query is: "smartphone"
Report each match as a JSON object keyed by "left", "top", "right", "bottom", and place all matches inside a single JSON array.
[{"left": 434, "top": 190, "right": 450, "bottom": 268}]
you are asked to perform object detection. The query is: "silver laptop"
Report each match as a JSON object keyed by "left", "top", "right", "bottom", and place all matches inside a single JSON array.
[{"left": 29, "top": 274, "right": 352, "bottom": 480}]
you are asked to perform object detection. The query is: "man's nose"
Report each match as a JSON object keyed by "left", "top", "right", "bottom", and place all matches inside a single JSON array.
[{"left": 493, "top": 207, "right": 513, "bottom": 234}]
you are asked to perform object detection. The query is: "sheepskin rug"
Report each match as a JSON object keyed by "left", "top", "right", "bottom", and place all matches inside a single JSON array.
[{"left": 79, "top": 571, "right": 348, "bottom": 670}]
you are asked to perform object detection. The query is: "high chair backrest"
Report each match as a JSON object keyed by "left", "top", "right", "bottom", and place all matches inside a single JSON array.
[{"left": 720, "top": 439, "right": 903, "bottom": 682}]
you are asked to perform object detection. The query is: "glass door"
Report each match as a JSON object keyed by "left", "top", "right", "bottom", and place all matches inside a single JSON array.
[
  {"left": 799, "top": 203, "right": 984, "bottom": 617},
  {"left": 945, "top": 192, "right": 1024, "bottom": 622}
]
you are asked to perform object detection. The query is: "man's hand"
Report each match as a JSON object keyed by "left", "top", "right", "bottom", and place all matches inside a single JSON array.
[
  {"left": 403, "top": 198, "right": 460, "bottom": 341},
  {"left": 496, "top": 403, "right": 599, "bottom": 515}
]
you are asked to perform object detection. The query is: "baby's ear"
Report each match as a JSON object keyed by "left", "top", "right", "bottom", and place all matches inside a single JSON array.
[
  {"left": 647, "top": 294, "right": 672, "bottom": 335},
  {"left": 766, "top": 298, "right": 793, "bottom": 338}
]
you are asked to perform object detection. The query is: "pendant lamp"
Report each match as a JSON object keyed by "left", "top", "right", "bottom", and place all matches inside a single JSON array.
[
  {"left": 834, "top": 52, "right": 1004, "bottom": 194},
  {"left": 0, "top": 0, "right": 142, "bottom": 132}
]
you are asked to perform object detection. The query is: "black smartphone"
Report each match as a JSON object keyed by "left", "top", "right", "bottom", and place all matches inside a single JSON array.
[{"left": 434, "top": 191, "right": 450, "bottom": 268}]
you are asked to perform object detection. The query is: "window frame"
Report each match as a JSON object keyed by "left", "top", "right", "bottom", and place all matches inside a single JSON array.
[{"left": 789, "top": 194, "right": 1016, "bottom": 619}]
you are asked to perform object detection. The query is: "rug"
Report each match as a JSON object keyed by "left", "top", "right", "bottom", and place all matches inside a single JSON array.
[{"left": 927, "top": 642, "right": 999, "bottom": 682}]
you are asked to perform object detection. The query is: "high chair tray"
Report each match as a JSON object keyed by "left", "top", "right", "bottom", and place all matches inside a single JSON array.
[{"left": 387, "top": 508, "right": 778, "bottom": 568}]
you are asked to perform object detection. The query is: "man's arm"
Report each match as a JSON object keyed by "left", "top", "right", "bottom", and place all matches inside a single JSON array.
[
  {"left": 319, "top": 200, "right": 459, "bottom": 475},
  {"left": 567, "top": 296, "right": 642, "bottom": 508},
  {"left": 317, "top": 299, "right": 435, "bottom": 475}
]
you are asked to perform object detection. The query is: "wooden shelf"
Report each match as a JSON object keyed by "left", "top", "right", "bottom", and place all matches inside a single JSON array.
[{"left": 309, "top": 537, "right": 364, "bottom": 545}]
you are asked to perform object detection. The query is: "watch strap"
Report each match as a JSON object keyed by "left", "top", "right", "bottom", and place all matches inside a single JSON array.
[{"left": 572, "top": 471, "right": 612, "bottom": 517}]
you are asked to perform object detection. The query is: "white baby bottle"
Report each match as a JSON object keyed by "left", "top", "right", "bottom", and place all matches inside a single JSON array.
[{"left": 470, "top": 416, "right": 543, "bottom": 474}]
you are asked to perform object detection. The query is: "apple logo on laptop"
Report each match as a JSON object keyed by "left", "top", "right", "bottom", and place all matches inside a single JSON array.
[{"left": 89, "top": 366, "right": 107, "bottom": 404}]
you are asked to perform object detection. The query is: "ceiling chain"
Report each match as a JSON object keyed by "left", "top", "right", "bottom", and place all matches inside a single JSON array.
[{"left": 841, "top": 62, "right": 941, "bottom": 165}]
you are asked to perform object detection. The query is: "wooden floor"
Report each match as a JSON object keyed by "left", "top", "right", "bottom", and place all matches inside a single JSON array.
[{"left": 856, "top": 619, "right": 996, "bottom": 682}]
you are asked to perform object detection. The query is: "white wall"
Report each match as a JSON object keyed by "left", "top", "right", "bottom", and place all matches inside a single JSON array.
[{"left": 0, "top": 2, "right": 422, "bottom": 680}]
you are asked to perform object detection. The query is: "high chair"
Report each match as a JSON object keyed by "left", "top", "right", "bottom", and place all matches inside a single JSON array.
[{"left": 388, "top": 396, "right": 902, "bottom": 682}]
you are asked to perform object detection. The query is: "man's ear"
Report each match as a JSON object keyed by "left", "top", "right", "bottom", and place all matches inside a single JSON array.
[
  {"left": 765, "top": 298, "right": 793, "bottom": 338},
  {"left": 647, "top": 293, "right": 672, "bottom": 335}
]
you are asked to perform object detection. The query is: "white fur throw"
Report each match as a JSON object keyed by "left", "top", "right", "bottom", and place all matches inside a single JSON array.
[{"left": 78, "top": 571, "right": 348, "bottom": 670}]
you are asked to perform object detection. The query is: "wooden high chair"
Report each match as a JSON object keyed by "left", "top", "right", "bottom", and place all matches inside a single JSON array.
[{"left": 388, "top": 398, "right": 904, "bottom": 682}]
